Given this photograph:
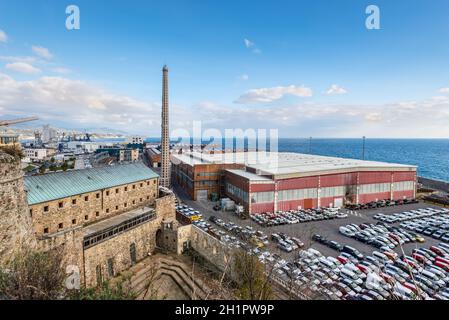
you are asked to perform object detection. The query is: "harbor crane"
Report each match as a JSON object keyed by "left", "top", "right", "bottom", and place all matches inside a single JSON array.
[{"left": 0, "top": 116, "right": 38, "bottom": 127}]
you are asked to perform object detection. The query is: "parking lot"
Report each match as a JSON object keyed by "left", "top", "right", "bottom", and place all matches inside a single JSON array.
[
  {"left": 175, "top": 186, "right": 449, "bottom": 299},
  {"left": 180, "top": 197, "right": 442, "bottom": 258}
]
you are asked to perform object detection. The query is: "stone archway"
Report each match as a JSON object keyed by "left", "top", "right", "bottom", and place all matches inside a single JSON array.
[{"left": 155, "top": 229, "right": 163, "bottom": 249}]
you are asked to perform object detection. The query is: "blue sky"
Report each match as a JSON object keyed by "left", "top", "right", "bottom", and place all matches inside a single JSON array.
[{"left": 1, "top": 0, "right": 449, "bottom": 137}]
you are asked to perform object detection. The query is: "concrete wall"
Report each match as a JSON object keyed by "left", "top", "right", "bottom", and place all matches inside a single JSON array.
[{"left": 190, "top": 225, "right": 233, "bottom": 272}]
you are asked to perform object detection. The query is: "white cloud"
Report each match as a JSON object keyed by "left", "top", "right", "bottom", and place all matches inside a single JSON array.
[
  {"left": 0, "top": 72, "right": 163, "bottom": 134},
  {"left": 244, "top": 38, "right": 254, "bottom": 48},
  {"left": 32, "top": 45, "right": 53, "bottom": 59},
  {"left": 0, "top": 30, "right": 7, "bottom": 42},
  {"left": 243, "top": 38, "right": 261, "bottom": 54},
  {"left": 0, "top": 56, "right": 36, "bottom": 63},
  {"left": 52, "top": 67, "right": 71, "bottom": 74},
  {"left": 439, "top": 87, "right": 449, "bottom": 93},
  {"left": 364, "top": 112, "right": 382, "bottom": 122},
  {"left": 2, "top": 71, "right": 449, "bottom": 138},
  {"left": 326, "top": 84, "right": 348, "bottom": 95},
  {"left": 235, "top": 85, "right": 313, "bottom": 104},
  {"left": 5, "top": 62, "right": 41, "bottom": 74}
]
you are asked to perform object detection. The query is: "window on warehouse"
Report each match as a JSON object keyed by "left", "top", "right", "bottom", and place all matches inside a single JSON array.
[
  {"left": 359, "top": 183, "right": 391, "bottom": 194},
  {"left": 278, "top": 188, "right": 319, "bottom": 201},
  {"left": 226, "top": 183, "right": 249, "bottom": 203},
  {"left": 251, "top": 191, "right": 274, "bottom": 203},
  {"left": 393, "top": 181, "right": 414, "bottom": 191},
  {"left": 320, "top": 186, "right": 346, "bottom": 198}
]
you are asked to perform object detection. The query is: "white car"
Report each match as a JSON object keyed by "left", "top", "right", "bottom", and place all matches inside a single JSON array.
[{"left": 339, "top": 226, "right": 355, "bottom": 237}]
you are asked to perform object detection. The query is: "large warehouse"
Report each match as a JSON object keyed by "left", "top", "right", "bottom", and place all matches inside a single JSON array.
[{"left": 172, "top": 151, "right": 417, "bottom": 214}]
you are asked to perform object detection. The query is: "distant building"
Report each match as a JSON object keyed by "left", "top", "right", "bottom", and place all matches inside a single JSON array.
[
  {"left": 41, "top": 125, "right": 57, "bottom": 144},
  {"left": 127, "top": 136, "right": 144, "bottom": 144},
  {"left": 96, "top": 147, "right": 139, "bottom": 163},
  {"left": 22, "top": 148, "right": 54, "bottom": 162},
  {"left": 146, "top": 147, "right": 161, "bottom": 168},
  {"left": 0, "top": 133, "right": 20, "bottom": 147},
  {"left": 119, "top": 148, "right": 139, "bottom": 162}
]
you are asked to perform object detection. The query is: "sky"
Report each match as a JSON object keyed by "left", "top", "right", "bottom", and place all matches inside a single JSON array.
[{"left": 1, "top": 0, "right": 449, "bottom": 138}]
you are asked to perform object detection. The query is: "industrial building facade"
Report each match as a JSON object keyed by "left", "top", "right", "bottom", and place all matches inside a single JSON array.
[{"left": 172, "top": 152, "right": 417, "bottom": 214}]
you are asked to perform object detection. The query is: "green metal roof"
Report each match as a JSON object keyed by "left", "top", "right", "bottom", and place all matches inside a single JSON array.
[{"left": 24, "top": 163, "right": 159, "bottom": 205}]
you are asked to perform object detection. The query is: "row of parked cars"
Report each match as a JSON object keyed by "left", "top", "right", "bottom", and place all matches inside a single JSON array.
[
  {"left": 373, "top": 207, "right": 449, "bottom": 224},
  {"left": 251, "top": 207, "right": 348, "bottom": 227},
  {"left": 338, "top": 222, "right": 424, "bottom": 252},
  {"left": 208, "top": 215, "right": 272, "bottom": 248},
  {"left": 176, "top": 204, "right": 203, "bottom": 223},
  {"left": 346, "top": 198, "right": 419, "bottom": 210},
  {"left": 274, "top": 242, "right": 449, "bottom": 299},
  {"left": 271, "top": 232, "right": 305, "bottom": 252},
  {"left": 399, "top": 212, "right": 449, "bottom": 243}
]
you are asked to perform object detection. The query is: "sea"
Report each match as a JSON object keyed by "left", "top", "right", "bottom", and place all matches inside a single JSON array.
[{"left": 95, "top": 138, "right": 449, "bottom": 183}]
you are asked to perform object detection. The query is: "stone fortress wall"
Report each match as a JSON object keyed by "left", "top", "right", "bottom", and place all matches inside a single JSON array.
[{"left": 0, "top": 151, "right": 36, "bottom": 265}]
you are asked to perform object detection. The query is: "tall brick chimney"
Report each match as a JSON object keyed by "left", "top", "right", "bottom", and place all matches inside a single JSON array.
[{"left": 160, "top": 65, "right": 171, "bottom": 187}]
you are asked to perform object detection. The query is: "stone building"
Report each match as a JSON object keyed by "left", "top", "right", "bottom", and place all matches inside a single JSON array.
[
  {"left": 25, "top": 163, "right": 159, "bottom": 236},
  {"left": 1, "top": 157, "right": 182, "bottom": 287}
]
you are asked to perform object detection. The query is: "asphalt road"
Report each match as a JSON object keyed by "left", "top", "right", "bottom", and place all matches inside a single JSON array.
[{"left": 173, "top": 185, "right": 444, "bottom": 261}]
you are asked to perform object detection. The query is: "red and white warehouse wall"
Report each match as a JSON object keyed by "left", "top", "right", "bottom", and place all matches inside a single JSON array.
[{"left": 225, "top": 170, "right": 417, "bottom": 215}]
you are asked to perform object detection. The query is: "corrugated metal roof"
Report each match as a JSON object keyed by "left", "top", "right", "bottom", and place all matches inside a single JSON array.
[
  {"left": 24, "top": 163, "right": 158, "bottom": 205},
  {"left": 226, "top": 169, "right": 274, "bottom": 182}
]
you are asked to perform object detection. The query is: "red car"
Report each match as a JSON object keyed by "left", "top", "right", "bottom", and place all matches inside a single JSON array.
[
  {"left": 435, "top": 256, "right": 449, "bottom": 265},
  {"left": 434, "top": 260, "right": 449, "bottom": 271},
  {"left": 356, "top": 263, "right": 370, "bottom": 274},
  {"left": 380, "top": 272, "right": 394, "bottom": 284},
  {"left": 337, "top": 255, "right": 349, "bottom": 265},
  {"left": 429, "top": 246, "right": 446, "bottom": 257},
  {"left": 389, "top": 233, "right": 402, "bottom": 243},
  {"left": 402, "top": 256, "right": 418, "bottom": 269},
  {"left": 412, "top": 253, "right": 428, "bottom": 264},
  {"left": 384, "top": 251, "right": 397, "bottom": 261},
  {"left": 402, "top": 282, "right": 420, "bottom": 295}
]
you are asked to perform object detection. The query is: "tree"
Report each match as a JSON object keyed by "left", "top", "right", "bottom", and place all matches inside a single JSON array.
[
  {"left": 49, "top": 164, "right": 57, "bottom": 172},
  {"left": 61, "top": 161, "right": 68, "bottom": 171},
  {"left": 0, "top": 248, "right": 66, "bottom": 300},
  {"left": 50, "top": 157, "right": 55, "bottom": 163},
  {"left": 39, "top": 165, "right": 46, "bottom": 174},
  {"left": 232, "top": 251, "right": 273, "bottom": 300}
]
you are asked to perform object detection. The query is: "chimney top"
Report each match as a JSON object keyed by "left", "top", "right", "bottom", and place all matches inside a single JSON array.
[{"left": 163, "top": 65, "right": 168, "bottom": 71}]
